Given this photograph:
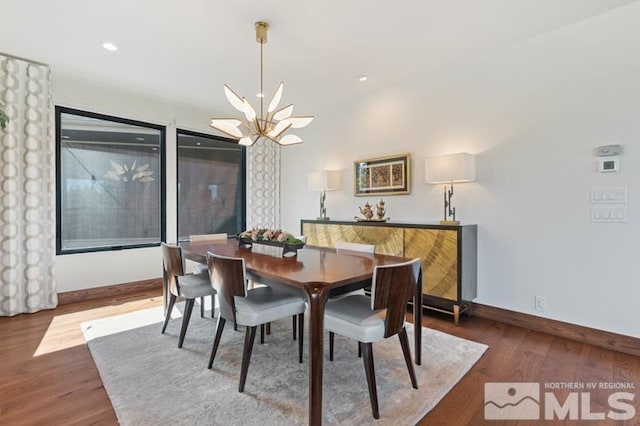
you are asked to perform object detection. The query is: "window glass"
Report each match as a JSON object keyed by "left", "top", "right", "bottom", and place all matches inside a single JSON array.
[
  {"left": 177, "top": 130, "right": 245, "bottom": 241},
  {"left": 56, "top": 107, "right": 165, "bottom": 253}
]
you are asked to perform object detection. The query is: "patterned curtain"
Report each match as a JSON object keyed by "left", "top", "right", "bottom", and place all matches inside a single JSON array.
[
  {"left": 246, "top": 139, "right": 280, "bottom": 229},
  {"left": 0, "top": 54, "right": 56, "bottom": 316}
]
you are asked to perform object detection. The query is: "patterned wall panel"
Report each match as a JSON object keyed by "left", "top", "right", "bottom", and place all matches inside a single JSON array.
[
  {"left": 247, "top": 139, "right": 280, "bottom": 230},
  {"left": 0, "top": 55, "right": 56, "bottom": 315}
]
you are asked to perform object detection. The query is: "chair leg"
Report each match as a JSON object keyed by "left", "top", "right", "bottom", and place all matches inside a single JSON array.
[
  {"left": 178, "top": 298, "right": 195, "bottom": 348},
  {"left": 161, "top": 294, "right": 177, "bottom": 334},
  {"left": 208, "top": 316, "right": 226, "bottom": 368},
  {"left": 239, "top": 326, "right": 257, "bottom": 393},
  {"left": 297, "top": 313, "right": 304, "bottom": 363},
  {"left": 260, "top": 324, "right": 265, "bottom": 344},
  {"left": 362, "top": 342, "right": 380, "bottom": 419},
  {"left": 211, "top": 294, "right": 215, "bottom": 318},
  {"left": 266, "top": 322, "right": 271, "bottom": 335},
  {"left": 329, "top": 332, "right": 335, "bottom": 361},
  {"left": 358, "top": 342, "right": 362, "bottom": 358},
  {"left": 398, "top": 327, "right": 418, "bottom": 389},
  {"left": 292, "top": 315, "right": 297, "bottom": 340},
  {"left": 200, "top": 296, "right": 205, "bottom": 318}
]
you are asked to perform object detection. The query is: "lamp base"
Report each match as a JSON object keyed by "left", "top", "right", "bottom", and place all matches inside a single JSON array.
[
  {"left": 316, "top": 216, "right": 331, "bottom": 221},
  {"left": 439, "top": 220, "right": 460, "bottom": 225}
]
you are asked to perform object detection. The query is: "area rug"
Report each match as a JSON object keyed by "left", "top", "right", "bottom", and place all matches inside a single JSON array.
[{"left": 82, "top": 305, "right": 487, "bottom": 425}]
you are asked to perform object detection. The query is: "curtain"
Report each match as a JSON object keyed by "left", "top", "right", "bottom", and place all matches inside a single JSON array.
[
  {"left": 0, "top": 54, "right": 56, "bottom": 316},
  {"left": 247, "top": 139, "right": 280, "bottom": 230}
]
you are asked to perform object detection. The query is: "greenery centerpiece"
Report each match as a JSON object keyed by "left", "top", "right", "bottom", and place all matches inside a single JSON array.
[{"left": 237, "top": 228, "right": 305, "bottom": 256}]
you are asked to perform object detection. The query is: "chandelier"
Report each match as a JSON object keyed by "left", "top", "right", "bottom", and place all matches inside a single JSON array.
[{"left": 209, "top": 21, "right": 313, "bottom": 146}]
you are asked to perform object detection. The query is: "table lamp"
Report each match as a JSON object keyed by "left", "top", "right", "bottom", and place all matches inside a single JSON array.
[
  {"left": 307, "top": 170, "right": 341, "bottom": 221},
  {"left": 424, "top": 153, "right": 476, "bottom": 225}
]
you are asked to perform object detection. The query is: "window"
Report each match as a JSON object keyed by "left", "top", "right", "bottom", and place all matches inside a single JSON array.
[
  {"left": 56, "top": 107, "right": 165, "bottom": 254},
  {"left": 177, "top": 130, "right": 245, "bottom": 241}
]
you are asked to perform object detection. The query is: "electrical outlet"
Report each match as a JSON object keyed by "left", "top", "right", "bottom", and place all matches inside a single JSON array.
[{"left": 535, "top": 296, "right": 548, "bottom": 312}]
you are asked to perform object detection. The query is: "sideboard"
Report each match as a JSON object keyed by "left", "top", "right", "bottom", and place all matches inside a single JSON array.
[{"left": 301, "top": 219, "right": 477, "bottom": 324}]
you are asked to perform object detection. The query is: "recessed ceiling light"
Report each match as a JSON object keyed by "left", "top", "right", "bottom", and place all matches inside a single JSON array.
[
  {"left": 62, "top": 135, "right": 70, "bottom": 139},
  {"left": 102, "top": 42, "right": 118, "bottom": 51},
  {"left": 196, "top": 142, "right": 201, "bottom": 146},
  {"left": 359, "top": 75, "right": 368, "bottom": 82}
]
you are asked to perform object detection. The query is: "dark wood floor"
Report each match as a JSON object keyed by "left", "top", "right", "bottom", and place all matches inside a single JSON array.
[{"left": 0, "top": 288, "right": 638, "bottom": 425}]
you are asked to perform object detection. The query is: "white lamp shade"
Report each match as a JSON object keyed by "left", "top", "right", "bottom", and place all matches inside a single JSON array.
[
  {"left": 308, "top": 170, "right": 342, "bottom": 191},
  {"left": 424, "top": 153, "right": 476, "bottom": 184}
]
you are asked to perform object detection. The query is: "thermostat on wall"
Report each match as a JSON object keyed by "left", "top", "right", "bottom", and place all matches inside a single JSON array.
[{"left": 599, "top": 158, "right": 619, "bottom": 173}]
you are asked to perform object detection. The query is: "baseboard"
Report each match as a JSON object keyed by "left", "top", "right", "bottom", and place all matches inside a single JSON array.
[
  {"left": 58, "top": 278, "right": 163, "bottom": 305},
  {"left": 471, "top": 303, "right": 640, "bottom": 357}
]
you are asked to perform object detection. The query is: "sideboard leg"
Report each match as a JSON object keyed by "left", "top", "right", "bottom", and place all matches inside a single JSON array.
[{"left": 453, "top": 304, "right": 460, "bottom": 325}]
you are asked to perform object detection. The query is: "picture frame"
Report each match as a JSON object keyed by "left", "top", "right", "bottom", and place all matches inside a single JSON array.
[{"left": 354, "top": 153, "right": 410, "bottom": 196}]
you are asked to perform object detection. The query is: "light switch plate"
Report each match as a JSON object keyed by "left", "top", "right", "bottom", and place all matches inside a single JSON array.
[
  {"left": 590, "top": 187, "right": 627, "bottom": 204},
  {"left": 591, "top": 207, "right": 628, "bottom": 222}
]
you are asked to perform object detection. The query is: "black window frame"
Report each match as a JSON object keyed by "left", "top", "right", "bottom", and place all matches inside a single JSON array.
[
  {"left": 55, "top": 106, "right": 167, "bottom": 255},
  {"left": 176, "top": 128, "right": 246, "bottom": 242}
]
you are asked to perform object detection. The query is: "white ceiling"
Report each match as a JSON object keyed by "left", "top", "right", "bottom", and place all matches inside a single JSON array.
[{"left": 1, "top": 0, "right": 636, "bottom": 114}]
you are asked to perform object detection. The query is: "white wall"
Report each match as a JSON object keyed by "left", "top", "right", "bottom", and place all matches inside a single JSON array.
[
  {"left": 281, "top": 5, "right": 640, "bottom": 337},
  {"left": 50, "top": 5, "right": 640, "bottom": 337},
  {"left": 53, "top": 73, "right": 219, "bottom": 292}
]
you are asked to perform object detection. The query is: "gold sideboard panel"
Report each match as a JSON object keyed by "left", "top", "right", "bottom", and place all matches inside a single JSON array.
[
  {"left": 302, "top": 223, "right": 404, "bottom": 256},
  {"left": 403, "top": 228, "right": 458, "bottom": 301}
]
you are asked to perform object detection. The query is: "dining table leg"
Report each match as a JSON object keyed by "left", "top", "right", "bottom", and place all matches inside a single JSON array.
[
  {"left": 303, "top": 284, "right": 331, "bottom": 426},
  {"left": 414, "top": 271, "right": 422, "bottom": 365}
]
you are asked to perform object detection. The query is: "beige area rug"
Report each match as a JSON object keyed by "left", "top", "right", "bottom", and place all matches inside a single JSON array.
[{"left": 82, "top": 305, "right": 487, "bottom": 425}]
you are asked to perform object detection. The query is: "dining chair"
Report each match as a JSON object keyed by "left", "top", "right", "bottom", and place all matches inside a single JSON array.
[
  {"left": 324, "top": 258, "right": 421, "bottom": 419},
  {"left": 160, "top": 243, "right": 217, "bottom": 348},
  {"left": 334, "top": 241, "right": 375, "bottom": 254},
  {"left": 190, "top": 233, "right": 227, "bottom": 318},
  {"left": 331, "top": 241, "right": 375, "bottom": 300},
  {"left": 206, "top": 251, "right": 306, "bottom": 392}
]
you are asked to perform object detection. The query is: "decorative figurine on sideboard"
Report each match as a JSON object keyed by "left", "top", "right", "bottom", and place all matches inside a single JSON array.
[
  {"left": 355, "top": 200, "right": 390, "bottom": 222},
  {"left": 358, "top": 202, "right": 374, "bottom": 220},
  {"left": 375, "top": 199, "right": 386, "bottom": 220}
]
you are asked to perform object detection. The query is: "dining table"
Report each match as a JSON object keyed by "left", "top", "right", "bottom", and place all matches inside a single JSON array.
[{"left": 179, "top": 239, "right": 422, "bottom": 426}]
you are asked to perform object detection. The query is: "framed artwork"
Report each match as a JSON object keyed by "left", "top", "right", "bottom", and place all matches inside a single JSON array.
[{"left": 354, "top": 153, "right": 410, "bottom": 196}]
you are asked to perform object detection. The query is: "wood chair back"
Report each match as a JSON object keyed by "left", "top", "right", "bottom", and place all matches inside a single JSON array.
[
  {"left": 161, "top": 243, "right": 185, "bottom": 296},
  {"left": 335, "top": 241, "right": 375, "bottom": 253},
  {"left": 190, "top": 233, "right": 227, "bottom": 242},
  {"left": 371, "top": 258, "right": 422, "bottom": 338},
  {"left": 207, "top": 252, "right": 247, "bottom": 323}
]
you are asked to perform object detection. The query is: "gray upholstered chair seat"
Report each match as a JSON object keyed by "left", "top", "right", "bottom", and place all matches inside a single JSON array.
[
  {"left": 324, "top": 294, "right": 386, "bottom": 343},
  {"left": 235, "top": 287, "right": 305, "bottom": 326},
  {"left": 177, "top": 271, "right": 215, "bottom": 298},
  {"left": 192, "top": 263, "right": 208, "bottom": 275}
]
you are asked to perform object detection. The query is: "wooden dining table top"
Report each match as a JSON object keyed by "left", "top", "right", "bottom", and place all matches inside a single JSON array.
[{"left": 181, "top": 239, "right": 405, "bottom": 291}]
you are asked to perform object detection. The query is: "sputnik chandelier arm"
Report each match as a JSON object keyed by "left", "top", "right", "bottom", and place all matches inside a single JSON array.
[{"left": 209, "top": 21, "right": 313, "bottom": 146}]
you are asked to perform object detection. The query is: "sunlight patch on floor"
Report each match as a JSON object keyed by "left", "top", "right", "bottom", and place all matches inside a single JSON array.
[{"left": 33, "top": 297, "right": 165, "bottom": 357}]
